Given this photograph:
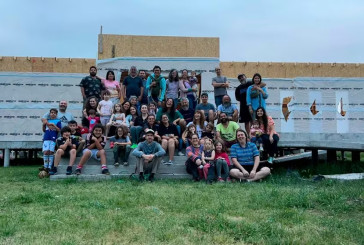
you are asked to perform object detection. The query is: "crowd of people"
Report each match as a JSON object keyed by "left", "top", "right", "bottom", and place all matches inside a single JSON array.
[{"left": 40, "top": 65, "right": 280, "bottom": 183}]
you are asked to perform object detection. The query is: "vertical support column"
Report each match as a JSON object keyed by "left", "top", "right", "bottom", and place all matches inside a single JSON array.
[
  {"left": 4, "top": 148, "right": 10, "bottom": 167},
  {"left": 311, "top": 149, "right": 318, "bottom": 165},
  {"left": 327, "top": 150, "right": 337, "bottom": 163},
  {"left": 352, "top": 151, "right": 360, "bottom": 162}
]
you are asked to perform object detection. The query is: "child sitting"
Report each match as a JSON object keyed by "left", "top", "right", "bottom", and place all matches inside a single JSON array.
[
  {"left": 109, "top": 126, "right": 131, "bottom": 166},
  {"left": 41, "top": 108, "right": 61, "bottom": 172},
  {"left": 201, "top": 122, "right": 215, "bottom": 142},
  {"left": 214, "top": 140, "right": 231, "bottom": 182},
  {"left": 106, "top": 103, "right": 126, "bottom": 137},
  {"left": 75, "top": 124, "right": 109, "bottom": 175},
  {"left": 201, "top": 138, "right": 216, "bottom": 183},
  {"left": 50, "top": 126, "right": 79, "bottom": 175},
  {"left": 97, "top": 90, "right": 113, "bottom": 128},
  {"left": 182, "top": 124, "right": 197, "bottom": 147},
  {"left": 68, "top": 120, "right": 85, "bottom": 156},
  {"left": 87, "top": 109, "right": 100, "bottom": 132},
  {"left": 250, "top": 120, "right": 264, "bottom": 151}
]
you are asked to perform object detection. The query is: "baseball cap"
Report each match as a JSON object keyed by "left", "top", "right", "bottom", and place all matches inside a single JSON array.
[{"left": 145, "top": 129, "right": 154, "bottom": 135}]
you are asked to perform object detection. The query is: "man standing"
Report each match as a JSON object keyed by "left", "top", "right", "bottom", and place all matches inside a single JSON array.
[
  {"left": 195, "top": 92, "right": 216, "bottom": 123},
  {"left": 41, "top": 100, "right": 75, "bottom": 128},
  {"left": 139, "top": 70, "right": 148, "bottom": 105},
  {"left": 122, "top": 66, "right": 144, "bottom": 103},
  {"left": 216, "top": 113, "right": 240, "bottom": 149},
  {"left": 211, "top": 67, "right": 229, "bottom": 107},
  {"left": 217, "top": 95, "right": 239, "bottom": 122},
  {"left": 146, "top": 65, "right": 166, "bottom": 107},
  {"left": 80, "top": 66, "right": 105, "bottom": 102},
  {"left": 235, "top": 74, "right": 252, "bottom": 134},
  {"left": 132, "top": 129, "right": 166, "bottom": 182},
  {"left": 229, "top": 129, "right": 271, "bottom": 182}
]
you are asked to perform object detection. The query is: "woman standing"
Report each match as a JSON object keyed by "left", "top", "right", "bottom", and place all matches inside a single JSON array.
[
  {"left": 98, "top": 71, "right": 121, "bottom": 105},
  {"left": 255, "top": 107, "right": 279, "bottom": 164},
  {"left": 246, "top": 73, "right": 268, "bottom": 120},
  {"left": 179, "top": 69, "right": 197, "bottom": 111},
  {"left": 165, "top": 69, "right": 180, "bottom": 107}
]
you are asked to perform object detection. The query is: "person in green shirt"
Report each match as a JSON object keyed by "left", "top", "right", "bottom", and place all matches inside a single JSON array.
[
  {"left": 156, "top": 98, "right": 185, "bottom": 127},
  {"left": 216, "top": 112, "right": 240, "bottom": 148}
]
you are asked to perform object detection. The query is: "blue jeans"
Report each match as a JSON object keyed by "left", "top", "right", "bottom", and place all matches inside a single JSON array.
[{"left": 214, "top": 95, "right": 224, "bottom": 108}]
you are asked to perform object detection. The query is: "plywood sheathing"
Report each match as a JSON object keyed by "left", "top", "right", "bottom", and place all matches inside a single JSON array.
[{"left": 98, "top": 34, "right": 219, "bottom": 59}]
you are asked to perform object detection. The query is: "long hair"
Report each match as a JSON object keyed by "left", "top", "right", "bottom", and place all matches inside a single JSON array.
[
  {"left": 105, "top": 70, "right": 115, "bottom": 80},
  {"left": 113, "top": 103, "right": 122, "bottom": 114},
  {"left": 255, "top": 107, "right": 268, "bottom": 132},
  {"left": 252, "top": 73, "right": 262, "bottom": 85},
  {"left": 115, "top": 125, "right": 128, "bottom": 139},
  {"left": 162, "top": 98, "right": 175, "bottom": 119},
  {"left": 203, "top": 138, "right": 215, "bottom": 151},
  {"left": 121, "top": 101, "right": 131, "bottom": 116},
  {"left": 214, "top": 140, "right": 227, "bottom": 153},
  {"left": 193, "top": 111, "right": 206, "bottom": 127},
  {"left": 85, "top": 96, "right": 99, "bottom": 112},
  {"left": 168, "top": 69, "right": 179, "bottom": 82}
]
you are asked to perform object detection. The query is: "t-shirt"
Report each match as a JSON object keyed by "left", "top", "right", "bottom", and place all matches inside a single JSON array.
[
  {"left": 216, "top": 121, "right": 240, "bottom": 142},
  {"left": 109, "top": 135, "right": 130, "bottom": 143},
  {"left": 165, "top": 80, "right": 179, "bottom": 99},
  {"left": 196, "top": 103, "right": 215, "bottom": 119},
  {"left": 230, "top": 142, "right": 259, "bottom": 166},
  {"left": 99, "top": 100, "right": 113, "bottom": 116},
  {"left": 158, "top": 124, "right": 179, "bottom": 137},
  {"left": 235, "top": 82, "right": 253, "bottom": 106},
  {"left": 103, "top": 80, "right": 120, "bottom": 98},
  {"left": 123, "top": 76, "right": 144, "bottom": 98},
  {"left": 56, "top": 136, "right": 79, "bottom": 152},
  {"left": 156, "top": 108, "right": 183, "bottom": 122},
  {"left": 212, "top": 76, "right": 227, "bottom": 96},
  {"left": 80, "top": 76, "right": 105, "bottom": 100},
  {"left": 43, "top": 118, "right": 62, "bottom": 141},
  {"left": 217, "top": 104, "right": 238, "bottom": 118},
  {"left": 259, "top": 116, "right": 278, "bottom": 135},
  {"left": 84, "top": 133, "right": 106, "bottom": 149},
  {"left": 42, "top": 111, "right": 75, "bottom": 129},
  {"left": 179, "top": 108, "right": 195, "bottom": 124},
  {"left": 88, "top": 116, "right": 100, "bottom": 131}
]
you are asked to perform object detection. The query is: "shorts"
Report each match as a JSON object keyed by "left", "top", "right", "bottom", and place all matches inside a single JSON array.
[
  {"left": 43, "top": 140, "right": 56, "bottom": 152},
  {"left": 232, "top": 164, "right": 264, "bottom": 173},
  {"left": 100, "top": 116, "right": 111, "bottom": 126},
  {"left": 83, "top": 149, "right": 101, "bottom": 161}
]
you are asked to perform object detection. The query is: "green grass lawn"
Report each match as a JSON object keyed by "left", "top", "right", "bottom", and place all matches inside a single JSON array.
[{"left": 0, "top": 166, "right": 363, "bottom": 245}]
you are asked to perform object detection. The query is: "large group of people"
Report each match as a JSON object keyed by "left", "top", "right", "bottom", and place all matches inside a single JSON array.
[{"left": 40, "top": 65, "right": 280, "bottom": 183}]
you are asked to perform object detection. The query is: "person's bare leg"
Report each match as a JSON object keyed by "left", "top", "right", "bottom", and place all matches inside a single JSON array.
[
  {"left": 168, "top": 139, "right": 175, "bottom": 161},
  {"left": 53, "top": 149, "right": 64, "bottom": 167},
  {"left": 249, "top": 167, "right": 271, "bottom": 181},
  {"left": 208, "top": 110, "right": 215, "bottom": 123},
  {"left": 161, "top": 139, "right": 168, "bottom": 151},
  {"left": 78, "top": 150, "right": 91, "bottom": 167},
  {"left": 69, "top": 149, "right": 77, "bottom": 166},
  {"left": 245, "top": 121, "right": 251, "bottom": 136},
  {"left": 97, "top": 149, "right": 106, "bottom": 165}
]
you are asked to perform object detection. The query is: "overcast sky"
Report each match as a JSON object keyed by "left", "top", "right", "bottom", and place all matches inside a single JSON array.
[{"left": 1, "top": 0, "right": 363, "bottom": 63}]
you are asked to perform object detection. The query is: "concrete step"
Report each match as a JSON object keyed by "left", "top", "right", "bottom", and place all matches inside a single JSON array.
[{"left": 50, "top": 173, "right": 191, "bottom": 181}]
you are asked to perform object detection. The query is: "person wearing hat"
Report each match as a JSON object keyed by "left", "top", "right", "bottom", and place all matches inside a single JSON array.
[
  {"left": 132, "top": 129, "right": 166, "bottom": 182},
  {"left": 235, "top": 74, "right": 253, "bottom": 134},
  {"left": 195, "top": 92, "right": 216, "bottom": 123}
]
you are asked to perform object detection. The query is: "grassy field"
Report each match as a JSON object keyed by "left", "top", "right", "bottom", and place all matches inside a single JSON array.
[{"left": 0, "top": 166, "right": 363, "bottom": 245}]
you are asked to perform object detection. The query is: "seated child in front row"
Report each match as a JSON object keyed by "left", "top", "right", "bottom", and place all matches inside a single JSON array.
[
  {"left": 201, "top": 138, "right": 216, "bottom": 183},
  {"left": 182, "top": 124, "right": 197, "bottom": 147},
  {"left": 50, "top": 126, "right": 79, "bottom": 175},
  {"left": 75, "top": 123, "right": 109, "bottom": 175},
  {"left": 250, "top": 120, "right": 264, "bottom": 151},
  {"left": 109, "top": 125, "right": 131, "bottom": 167},
  {"left": 106, "top": 103, "right": 126, "bottom": 137},
  {"left": 214, "top": 140, "right": 231, "bottom": 182},
  {"left": 201, "top": 122, "right": 215, "bottom": 142},
  {"left": 68, "top": 120, "right": 85, "bottom": 155},
  {"left": 87, "top": 109, "right": 100, "bottom": 132},
  {"left": 41, "top": 108, "right": 61, "bottom": 171}
]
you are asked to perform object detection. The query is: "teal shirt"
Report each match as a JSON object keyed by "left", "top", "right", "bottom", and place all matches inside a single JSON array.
[{"left": 156, "top": 108, "right": 183, "bottom": 122}]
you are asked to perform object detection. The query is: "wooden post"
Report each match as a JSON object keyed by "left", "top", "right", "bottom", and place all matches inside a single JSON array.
[
  {"left": 327, "top": 150, "right": 337, "bottom": 163},
  {"left": 352, "top": 151, "right": 360, "bottom": 162},
  {"left": 312, "top": 149, "right": 318, "bottom": 165}
]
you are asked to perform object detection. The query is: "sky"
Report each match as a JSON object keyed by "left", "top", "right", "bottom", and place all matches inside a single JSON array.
[{"left": 1, "top": 0, "right": 363, "bottom": 63}]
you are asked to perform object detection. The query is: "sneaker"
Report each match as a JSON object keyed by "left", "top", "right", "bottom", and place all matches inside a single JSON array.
[
  {"left": 66, "top": 166, "right": 72, "bottom": 175},
  {"left": 226, "top": 177, "right": 232, "bottom": 182},
  {"left": 267, "top": 157, "right": 274, "bottom": 164},
  {"left": 49, "top": 167, "right": 57, "bottom": 175},
  {"left": 131, "top": 144, "right": 138, "bottom": 149},
  {"left": 123, "top": 162, "right": 129, "bottom": 166},
  {"left": 167, "top": 160, "right": 174, "bottom": 165},
  {"left": 217, "top": 177, "right": 225, "bottom": 182},
  {"left": 102, "top": 168, "right": 110, "bottom": 175},
  {"left": 162, "top": 160, "right": 167, "bottom": 165},
  {"left": 177, "top": 151, "right": 184, "bottom": 156},
  {"left": 75, "top": 168, "right": 82, "bottom": 175},
  {"left": 114, "top": 162, "right": 119, "bottom": 167}
]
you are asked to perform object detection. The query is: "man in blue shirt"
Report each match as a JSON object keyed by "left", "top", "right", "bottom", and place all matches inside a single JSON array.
[
  {"left": 122, "top": 66, "right": 144, "bottom": 103},
  {"left": 229, "top": 129, "right": 271, "bottom": 182},
  {"left": 217, "top": 95, "right": 238, "bottom": 122}
]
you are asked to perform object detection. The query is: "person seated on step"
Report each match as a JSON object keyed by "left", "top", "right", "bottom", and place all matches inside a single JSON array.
[
  {"left": 185, "top": 133, "right": 204, "bottom": 182},
  {"left": 132, "top": 129, "right": 166, "bottom": 182},
  {"left": 158, "top": 114, "right": 181, "bottom": 165},
  {"left": 215, "top": 112, "right": 240, "bottom": 150},
  {"left": 50, "top": 126, "right": 79, "bottom": 175},
  {"left": 217, "top": 95, "right": 239, "bottom": 122},
  {"left": 109, "top": 125, "right": 131, "bottom": 167},
  {"left": 68, "top": 120, "right": 85, "bottom": 156},
  {"left": 229, "top": 129, "right": 271, "bottom": 182},
  {"left": 75, "top": 124, "right": 109, "bottom": 175}
]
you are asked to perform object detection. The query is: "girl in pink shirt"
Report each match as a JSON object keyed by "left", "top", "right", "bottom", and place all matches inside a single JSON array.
[{"left": 214, "top": 140, "right": 231, "bottom": 182}]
